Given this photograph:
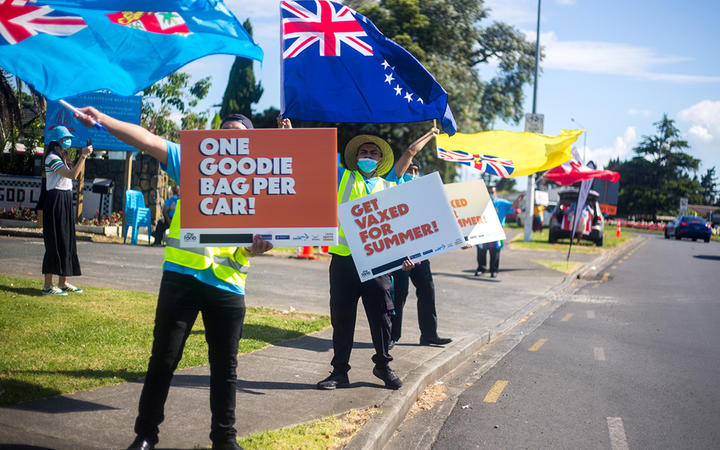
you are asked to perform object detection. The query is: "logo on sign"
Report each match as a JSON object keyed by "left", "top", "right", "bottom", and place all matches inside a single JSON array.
[{"left": 183, "top": 233, "right": 197, "bottom": 241}]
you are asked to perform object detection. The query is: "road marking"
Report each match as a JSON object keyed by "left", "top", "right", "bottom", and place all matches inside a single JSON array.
[
  {"left": 617, "top": 259, "right": 624, "bottom": 264},
  {"left": 594, "top": 347, "right": 606, "bottom": 361},
  {"left": 483, "top": 380, "right": 509, "bottom": 403},
  {"left": 560, "top": 313, "right": 573, "bottom": 322},
  {"left": 602, "top": 273, "right": 610, "bottom": 281},
  {"left": 528, "top": 338, "right": 547, "bottom": 352},
  {"left": 611, "top": 265, "right": 617, "bottom": 270},
  {"left": 587, "top": 311, "right": 596, "bottom": 319},
  {"left": 607, "top": 417, "right": 629, "bottom": 450},
  {"left": 540, "top": 300, "right": 549, "bottom": 307}
]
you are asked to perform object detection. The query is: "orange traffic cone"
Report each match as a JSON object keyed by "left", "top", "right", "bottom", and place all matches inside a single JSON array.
[
  {"left": 296, "top": 246, "right": 317, "bottom": 259},
  {"left": 616, "top": 222, "right": 621, "bottom": 238},
  {"left": 319, "top": 246, "right": 330, "bottom": 255}
]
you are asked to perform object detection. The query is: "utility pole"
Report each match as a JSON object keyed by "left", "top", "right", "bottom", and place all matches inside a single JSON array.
[{"left": 523, "top": 0, "right": 542, "bottom": 242}]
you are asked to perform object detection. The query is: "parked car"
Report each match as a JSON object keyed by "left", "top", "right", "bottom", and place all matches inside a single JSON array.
[
  {"left": 548, "top": 189, "right": 605, "bottom": 246},
  {"left": 664, "top": 215, "right": 712, "bottom": 242}
]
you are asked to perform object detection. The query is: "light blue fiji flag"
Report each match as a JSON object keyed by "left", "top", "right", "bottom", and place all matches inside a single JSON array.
[
  {"left": 281, "top": 0, "right": 456, "bottom": 135},
  {"left": 0, "top": 0, "right": 262, "bottom": 100}
]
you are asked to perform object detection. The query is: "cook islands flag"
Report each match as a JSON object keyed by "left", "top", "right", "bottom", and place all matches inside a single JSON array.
[
  {"left": 0, "top": 0, "right": 262, "bottom": 100},
  {"left": 281, "top": 0, "right": 456, "bottom": 135}
]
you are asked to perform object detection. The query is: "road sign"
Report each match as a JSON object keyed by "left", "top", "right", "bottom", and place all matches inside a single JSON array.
[
  {"left": 524, "top": 113, "right": 544, "bottom": 133},
  {"left": 679, "top": 197, "right": 688, "bottom": 215}
]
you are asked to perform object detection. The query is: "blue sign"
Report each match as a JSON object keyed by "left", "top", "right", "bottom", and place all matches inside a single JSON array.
[{"left": 45, "top": 92, "right": 141, "bottom": 152}]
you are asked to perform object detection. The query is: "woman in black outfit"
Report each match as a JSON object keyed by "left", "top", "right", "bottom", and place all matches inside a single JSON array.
[{"left": 41, "top": 126, "right": 92, "bottom": 295}]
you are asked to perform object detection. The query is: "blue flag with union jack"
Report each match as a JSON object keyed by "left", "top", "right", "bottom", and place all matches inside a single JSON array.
[
  {"left": 0, "top": 0, "right": 262, "bottom": 100},
  {"left": 281, "top": 0, "right": 456, "bottom": 135}
]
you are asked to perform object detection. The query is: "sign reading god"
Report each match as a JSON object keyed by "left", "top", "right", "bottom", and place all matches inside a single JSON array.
[
  {"left": 179, "top": 128, "right": 338, "bottom": 247},
  {"left": 339, "top": 172, "right": 465, "bottom": 281},
  {"left": 444, "top": 179, "right": 506, "bottom": 246}
]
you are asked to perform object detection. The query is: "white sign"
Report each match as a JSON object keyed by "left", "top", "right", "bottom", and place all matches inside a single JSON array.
[
  {"left": 679, "top": 197, "right": 688, "bottom": 215},
  {"left": 524, "top": 113, "right": 545, "bottom": 133},
  {"left": 444, "top": 180, "right": 506, "bottom": 246},
  {"left": 534, "top": 190, "right": 549, "bottom": 206},
  {"left": 338, "top": 172, "right": 465, "bottom": 282}
]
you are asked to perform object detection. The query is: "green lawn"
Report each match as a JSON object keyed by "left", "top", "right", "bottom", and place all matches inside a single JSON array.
[
  {"left": 507, "top": 224, "right": 635, "bottom": 253},
  {"left": 0, "top": 274, "right": 329, "bottom": 405}
]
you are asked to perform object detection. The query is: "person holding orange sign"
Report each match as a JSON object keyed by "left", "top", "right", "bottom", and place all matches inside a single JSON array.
[{"left": 74, "top": 107, "right": 271, "bottom": 450}]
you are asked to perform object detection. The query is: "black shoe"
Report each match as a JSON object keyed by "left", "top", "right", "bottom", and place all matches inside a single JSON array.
[
  {"left": 490, "top": 272, "right": 498, "bottom": 278},
  {"left": 317, "top": 371, "right": 349, "bottom": 390},
  {"left": 127, "top": 436, "right": 155, "bottom": 450},
  {"left": 420, "top": 336, "right": 453, "bottom": 346},
  {"left": 474, "top": 268, "right": 485, "bottom": 276},
  {"left": 373, "top": 366, "right": 402, "bottom": 390},
  {"left": 388, "top": 339, "right": 396, "bottom": 350},
  {"left": 212, "top": 440, "right": 243, "bottom": 450}
]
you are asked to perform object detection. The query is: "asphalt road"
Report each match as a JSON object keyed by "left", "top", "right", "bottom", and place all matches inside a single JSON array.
[{"left": 400, "top": 234, "right": 720, "bottom": 450}]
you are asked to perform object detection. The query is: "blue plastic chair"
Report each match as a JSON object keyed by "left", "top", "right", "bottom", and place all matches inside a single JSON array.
[{"left": 123, "top": 189, "right": 152, "bottom": 245}]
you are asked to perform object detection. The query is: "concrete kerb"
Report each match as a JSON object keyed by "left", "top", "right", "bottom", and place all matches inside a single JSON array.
[{"left": 346, "top": 234, "right": 645, "bottom": 450}]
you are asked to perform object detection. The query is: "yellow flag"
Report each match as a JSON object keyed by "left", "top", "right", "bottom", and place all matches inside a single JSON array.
[{"left": 436, "top": 129, "right": 584, "bottom": 177}]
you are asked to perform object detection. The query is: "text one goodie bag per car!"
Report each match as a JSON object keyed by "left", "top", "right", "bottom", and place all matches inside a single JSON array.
[
  {"left": 338, "top": 172, "right": 465, "bottom": 281},
  {"left": 179, "top": 128, "right": 338, "bottom": 247},
  {"left": 444, "top": 179, "right": 506, "bottom": 246}
]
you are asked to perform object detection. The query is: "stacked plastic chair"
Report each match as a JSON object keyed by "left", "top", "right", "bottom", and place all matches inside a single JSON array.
[{"left": 123, "top": 189, "right": 153, "bottom": 245}]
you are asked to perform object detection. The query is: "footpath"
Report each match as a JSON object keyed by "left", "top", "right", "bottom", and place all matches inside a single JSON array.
[{"left": 0, "top": 230, "right": 636, "bottom": 449}]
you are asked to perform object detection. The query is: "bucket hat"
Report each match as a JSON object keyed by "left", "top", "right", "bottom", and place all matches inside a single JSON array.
[{"left": 344, "top": 135, "right": 394, "bottom": 177}]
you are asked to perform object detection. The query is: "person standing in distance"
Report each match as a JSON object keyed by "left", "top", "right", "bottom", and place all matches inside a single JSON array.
[
  {"left": 475, "top": 186, "right": 523, "bottom": 278},
  {"left": 74, "top": 107, "right": 272, "bottom": 450},
  {"left": 41, "top": 126, "right": 92, "bottom": 295}
]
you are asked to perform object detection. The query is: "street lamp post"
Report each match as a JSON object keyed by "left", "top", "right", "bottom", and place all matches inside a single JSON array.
[
  {"left": 571, "top": 117, "right": 587, "bottom": 162},
  {"left": 523, "top": 0, "right": 542, "bottom": 242}
]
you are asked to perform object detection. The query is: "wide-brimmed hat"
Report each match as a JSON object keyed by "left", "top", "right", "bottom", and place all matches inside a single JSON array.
[
  {"left": 344, "top": 135, "right": 394, "bottom": 176},
  {"left": 48, "top": 126, "right": 73, "bottom": 143}
]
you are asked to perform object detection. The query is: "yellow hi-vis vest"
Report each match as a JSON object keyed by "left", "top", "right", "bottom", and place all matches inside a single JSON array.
[
  {"left": 330, "top": 169, "right": 395, "bottom": 256},
  {"left": 164, "top": 201, "right": 250, "bottom": 288}
]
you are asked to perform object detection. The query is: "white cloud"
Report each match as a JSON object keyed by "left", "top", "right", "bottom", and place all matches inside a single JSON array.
[
  {"left": 677, "top": 100, "right": 720, "bottom": 171},
  {"left": 589, "top": 127, "right": 637, "bottom": 168},
  {"left": 688, "top": 125, "right": 713, "bottom": 144},
  {"left": 677, "top": 100, "right": 720, "bottom": 136},
  {"left": 555, "top": 0, "right": 576, "bottom": 5}
]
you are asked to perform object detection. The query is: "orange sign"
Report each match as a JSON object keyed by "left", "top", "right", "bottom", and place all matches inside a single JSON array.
[
  {"left": 599, "top": 203, "right": 617, "bottom": 216},
  {"left": 179, "top": 128, "right": 338, "bottom": 247}
]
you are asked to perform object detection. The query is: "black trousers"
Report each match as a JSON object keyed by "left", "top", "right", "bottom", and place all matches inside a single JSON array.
[
  {"left": 329, "top": 254, "right": 393, "bottom": 373},
  {"left": 390, "top": 260, "right": 439, "bottom": 341},
  {"left": 476, "top": 246, "right": 501, "bottom": 273},
  {"left": 134, "top": 271, "right": 245, "bottom": 445}
]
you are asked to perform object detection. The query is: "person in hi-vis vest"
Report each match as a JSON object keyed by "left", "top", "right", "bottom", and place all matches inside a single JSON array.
[
  {"left": 316, "top": 129, "right": 437, "bottom": 391},
  {"left": 75, "top": 107, "right": 272, "bottom": 450}
]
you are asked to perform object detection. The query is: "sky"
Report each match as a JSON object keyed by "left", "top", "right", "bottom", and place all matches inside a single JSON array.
[{"left": 184, "top": 0, "right": 720, "bottom": 182}]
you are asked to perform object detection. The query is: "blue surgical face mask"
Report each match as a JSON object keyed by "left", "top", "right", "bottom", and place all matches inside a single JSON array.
[
  {"left": 60, "top": 138, "right": 72, "bottom": 149},
  {"left": 357, "top": 158, "right": 378, "bottom": 173},
  {"left": 402, "top": 173, "right": 417, "bottom": 182}
]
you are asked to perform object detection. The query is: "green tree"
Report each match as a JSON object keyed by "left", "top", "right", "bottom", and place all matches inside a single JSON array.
[
  {"left": 607, "top": 115, "right": 702, "bottom": 218},
  {"left": 219, "top": 19, "right": 263, "bottom": 119},
  {"left": 141, "top": 72, "right": 211, "bottom": 141},
  {"left": 0, "top": 70, "right": 46, "bottom": 175},
  {"left": 700, "top": 166, "right": 718, "bottom": 205}
]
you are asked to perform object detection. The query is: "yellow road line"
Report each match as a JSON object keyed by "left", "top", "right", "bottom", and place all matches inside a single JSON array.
[
  {"left": 483, "top": 380, "right": 509, "bottom": 403},
  {"left": 602, "top": 272, "right": 610, "bottom": 281},
  {"left": 540, "top": 300, "right": 549, "bottom": 307},
  {"left": 528, "top": 338, "right": 548, "bottom": 352},
  {"left": 611, "top": 265, "right": 617, "bottom": 270},
  {"left": 560, "top": 313, "right": 573, "bottom": 322}
]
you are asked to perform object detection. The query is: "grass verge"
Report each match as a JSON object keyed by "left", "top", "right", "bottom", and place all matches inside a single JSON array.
[
  {"left": 0, "top": 274, "right": 329, "bottom": 405},
  {"left": 532, "top": 259, "right": 584, "bottom": 274},
  {"left": 237, "top": 408, "right": 379, "bottom": 450},
  {"left": 507, "top": 224, "right": 635, "bottom": 253}
]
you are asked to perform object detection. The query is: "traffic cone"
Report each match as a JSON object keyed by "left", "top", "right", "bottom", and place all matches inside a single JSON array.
[
  {"left": 296, "top": 246, "right": 317, "bottom": 259},
  {"left": 319, "top": 246, "right": 330, "bottom": 255},
  {"left": 616, "top": 222, "right": 621, "bottom": 238}
]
